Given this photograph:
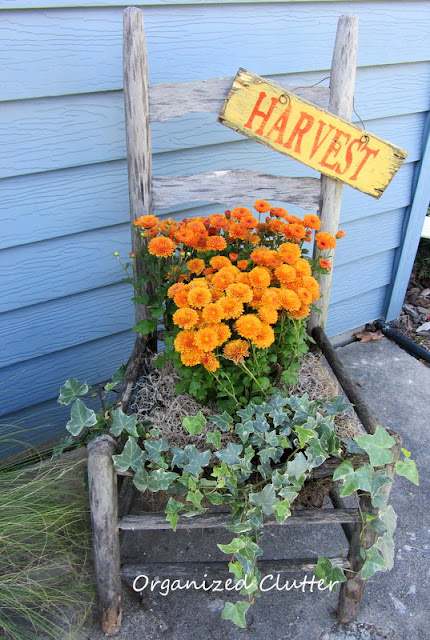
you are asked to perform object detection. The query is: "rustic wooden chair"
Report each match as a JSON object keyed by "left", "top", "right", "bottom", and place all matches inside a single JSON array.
[{"left": 86, "top": 8, "right": 401, "bottom": 635}]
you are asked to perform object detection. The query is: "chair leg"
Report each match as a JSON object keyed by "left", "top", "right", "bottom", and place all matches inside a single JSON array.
[{"left": 87, "top": 435, "right": 122, "bottom": 636}]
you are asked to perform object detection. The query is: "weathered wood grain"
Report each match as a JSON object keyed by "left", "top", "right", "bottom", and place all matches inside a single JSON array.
[
  {"left": 119, "top": 508, "right": 360, "bottom": 531},
  {"left": 308, "top": 14, "right": 358, "bottom": 334},
  {"left": 87, "top": 435, "right": 122, "bottom": 636},
  {"left": 152, "top": 170, "right": 320, "bottom": 210}
]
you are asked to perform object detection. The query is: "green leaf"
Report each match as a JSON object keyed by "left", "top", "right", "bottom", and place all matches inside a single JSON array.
[
  {"left": 395, "top": 457, "right": 419, "bottom": 486},
  {"left": 151, "top": 306, "right": 165, "bottom": 319},
  {"left": 354, "top": 425, "right": 395, "bottom": 467},
  {"left": 165, "top": 497, "right": 184, "bottom": 532},
  {"left": 370, "top": 469, "right": 393, "bottom": 509},
  {"left": 249, "top": 484, "right": 277, "bottom": 515},
  {"left": 183, "top": 446, "right": 211, "bottom": 477},
  {"left": 360, "top": 547, "right": 387, "bottom": 579},
  {"left": 206, "top": 430, "right": 221, "bottom": 449},
  {"left": 228, "top": 561, "right": 243, "bottom": 580},
  {"left": 332, "top": 461, "right": 373, "bottom": 497},
  {"left": 133, "top": 466, "right": 149, "bottom": 492},
  {"left": 321, "top": 396, "right": 353, "bottom": 416},
  {"left": 132, "top": 318, "right": 158, "bottom": 334},
  {"left": 147, "top": 469, "right": 179, "bottom": 492},
  {"left": 313, "top": 557, "right": 346, "bottom": 591},
  {"left": 285, "top": 452, "right": 311, "bottom": 482},
  {"left": 226, "top": 521, "right": 253, "bottom": 533},
  {"left": 273, "top": 499, "right": 292, "bottom": 523},
  {"left": 186, "top": 489, "right": 204, "bottom": 510},
  {"left": 215, "top": 443, "right": 243, "bottom": 465},
  {"left": 109, "top": 407, "right": 139, "bottom": 438},
  {"left": 104, "top": 365, "right": 126, "bottom": 392},
  {"left": 66, "top": 399, "right": 97, "bottom": 436},
  {"left": 144, "top": 438, "right": 169, "bottom": 463},
  {"left": 182, "top": 411, "right": 206, "bottom": 435},
  {"left": 295, "top": 425, "right": 315, "bottom": 448},
  {"left": 221, "top": 601, "right": 250, "bottom": 628},
  {"left": 208, "top": 412, "right": 233, "bottom": 432},
  {"left": 112, "top": 437, "right": 146, "bottom": 473},
  {"left": 218, "top": 538, "right": 245, "bottom": 554},
  {"left": 58, "top": 378, "right": 89, "bottom": 405}
]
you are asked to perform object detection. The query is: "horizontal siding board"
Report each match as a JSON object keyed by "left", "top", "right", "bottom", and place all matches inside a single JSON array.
[
  {"left": 0, "top": 331, "right": 134, "bottom": 416},
  {"left": 1, "top": 4, "right": 429, "bottom": 100},
  {"left": 330, "top": 248, "right": 396, "bottom": 305},
  {"left": 326, "top": 286, "right": 387, "bottom": 336},
  {"left": 0, "top": 224, "right": 132, "bottom": 313},
  {"left": 0, "top": 90, "right": 423, "bottom": 179},
  {"left": 0, "top": 283, "right": 134, "bottom": 367},
  {"left": 0, "top": 0, "right": 410, "bottom": 8}
]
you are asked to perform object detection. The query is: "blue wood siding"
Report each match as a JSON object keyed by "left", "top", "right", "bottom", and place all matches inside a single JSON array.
[{"left": 1, "top": 0, "right": 429, "bottom": 447}]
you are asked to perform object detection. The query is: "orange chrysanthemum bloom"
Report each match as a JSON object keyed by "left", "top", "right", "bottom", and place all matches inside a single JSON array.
[
  {"left": 254, "top": 200, "right": 271, "bottom": 213},
  {"left": 212, "top": 269, "right": 236, "bottom": 291},
  {"left": 211, "top": 288, "right": 225, "bottom": 302},
  {"left": 148, "top": 236, "right": 176, "bottom": 258},
  {"left": 134, "top": 214, "right": 159, "bottom": 229},
  {"left": 237, "top": 259, "right": 249, "bottom": 271},
  {"left": 201, "top": 353, "right": 220, "bottom": 372},
  {"left": 287, "top": 223, "right": 307, "bottom": 241},
  {"left": 206, "top": 236, "right": 227, "bottom": 251},
  {"left": 174, "top": 227, "right": 196, "bottom": 246},
  {"left": 223, "top": 339, "right": 250, "bottom": 364},
  {"left": 226, "top": 283, "right": 253, "bottom": 303},
  {"left": 302, "top": 275, "right": 320, "bottom": 301},
  {"left": 187, "top": 258, "right": 206, "bottom": 275},
  {"left": 289, "top": 303, "right": 310, "bottom": 319},
  {"left": 174, "top": 330, "right": 195, "bottom": 353},
  {"left": 278, "top": 289, "right": 301, "bottom": 312},
  {"left": 297, "top": 287, "right": 313, "bottom": 305},
  {"left": 231, "top": 206, "right": 252, "bottom": 220},
  {"left": 228, "top": 223, "right": 248, "bottom": 241},
  {"left": 258, "top": 306, "right": 278, "bottom": 324},
  {"left": 194, "top": 327, "right": 219, "bottom": 352},
  {"left": 173, "top": 307, "right": 199, "bottom": 329},
  {"left": 202, "top": 302, "right": 225, "bottom": 324},
  {"left": 174, "top": 289, "right": 191, "bottom": 308},
  {"left": 186, "top": 220, "right": 206, "bottom": 234},
  {"left": 274, "top": 264, "right": 296, "bottom": 284},
  {"left": 315, "top": 231, "right": 337, "bottom": 250},
  {"left": 208, "top": 214, "right": 229, "bottom": 230},
  {"left": 168, "top": 282, "right": 186, "bottom": 298},
  {"left": 216, "top": 322, "right": 232, "bottom": 345},
  {"left": 235, "top": 314, "right": 263, "bottom": 340},
  {"left": 210, "top": 256, "right": 231, "bottom": 271},
  {"left": 187, "top": 287, "right": 212, "bottom": 309},
  {"left": 283, "top": 277, "right": 303, "bottom": 292},
  {"left": 249, "top": 266, "right": 271, "bottom": 289},
  {"left": 229, "top": 253, "right": 239, "bottom": 262},
  {"left": 219, "top": 297, "right": 244, "bottom": 320},
  {"left": 268, "top": 218, "right": 286, "bottom": 234},
  {"left": 241, "top": 215, "right": 258, "bottom": 229},
  {"left": 303, "top": 214, "right": 321, "bottom": 230},
  {"left": 188, "top": 277, "right": 209, "bottom": 289},
  {"left": 336, "top": 230, "right": 346, "bottom": 239},
  {"left": 181, "top": 347, "right": 204, "bottom": 366},
  {"left": 270, "top": 207, "right": 288, "bottom": 219},
  {"left": 253, "top": 322, "right": 275, "bottom": 349},
  {"left": 319, "top": 258, "right": 332, "bottom": 270},
  {"left": 236, "top": 272, "right": 251, "bottom": 286},
  {"left": 261, "top": 288, "right": 281, "bottom": 309},
  {"left": 249, "top": 234, "right": 261, "bottom": 244},
  {"left": 279, "top": 242, "right": 301, "bottom": 264},
  {"left": 249, "top": 288, "right": 264, "bottom": 309},
  {"left": 294, "top": 258, "right": 312, "bottom": 277}
]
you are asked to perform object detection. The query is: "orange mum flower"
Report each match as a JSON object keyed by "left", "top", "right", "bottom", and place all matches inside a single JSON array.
[
  {"left": 279, "top": 242, "right": 301, "bottom": 265},
  {"left": 254, "top": 200, "right": 271, "bottom": 213},
  {"left": 134, "top": 214, "right": 158, "bottom": 228},
  {"left": 223, "top": 339, "right": 250, "bottom": 364},
  {"left": 297, "top": 287, "right": 313, "bottom": 305},
  {"left": 226, "top": 283, "right": 253, "bottom": 303},
  {"left": 173, "top": 307, "right": 199, "bottom": 329},
  {"left": 174, "top": 227, "right": 196, "bottom": 246},
  {"left": 211, "top": 288, "right": 225, "bottom": 302},
  {"left": 201, "top": 353, "right": 220, "bottom": 372},
  {"left": 202, "top": 302, "right": 225, "bottom": 324},
  {"left": 168, "top": 282, "right": 186, "bottom": 298},
  {"left": 236, "top": 272, "right": 251, "bottom": 286},
  {"left": 287, "top": 223, "right": 307, "bottom": 241},
  {"left": 336, "top": 230, "right": 346, "bottom": 239},
  {"left": 237, "top": 259, "right": 249, "bottom": 271},
  {"left": 253, "top": 323, "right": 275, "bottom": 349},
  {"left": 235, "top": 314, "right": 263, "bottom": 340},
  {"left": 219, "top": 297, "right": 244, "bottom": 320},
  {"left": 174, "top": 330, "right": 195, "bottom": 353},
  {"left": 249, "top": 288, "right": 264, "bottom": 309},
  {"left": 187, "top": 258, "right": 206, "bottom": 275},
  {"left": 228, "top": 223, "right": 248, "bottom": 241},
  {"left": 249, "top": 266, "right": 271, "bottom": 289},
  {"left": 319, "top": 258, "right": 332, "bottom": 270},
  {"left": 231, "top": 206, "right": 252, "bottom": 220},
  {"left": 173, "top": 289, "right": 190, "bottom": 308},
  {"left": 302, "top": 275, "right": 320, "bottom": 301},
  {"left": 315, "top": 232, "right": 337, "bottom": 250},
  {"left": 278, "top": 289, "right": 301, "bottom": 312},
  {"left": 249, "top": 234, "right": 261, "bottom": 244},
  {"left": 181, "top": 347, "right": 204, "bottom": 366},
  {"left": 229, "top": 253, "right": 239, "bottom": 262},
  {"left": 294, "top": 258, "right": 312, "bottom": 277},
  {"left": 270, "top": 207, "right": 288, "bottom": 219},
  {"left": 258, "top": 306, "right": 278, "bottom": 324},
  {"left": 303, "top": 214, "right": 321, "bottom": 230},
  {"left": 206, "top": 236, "right": 227, "bottom": 251},
  {"left": 261, "top": 288, "right": 281, "bottom": 309},
  {"left": 194, "top": 327, "right": 219, "bottom": 352},
  {"left": 212, "top": 268, "right": 236, "bottom": 291},
  {"left": 148, "top": 236, "right": 176, "bottom": 258},
  {"left": 188, "top": 277, "right": 209, "bottom": 289},
  {"left": 208, "top": 214, "right": 229, "bottom": 230},
  {"left": 188, "top": 287, "right": 212, "bottom": 309},
  {"left": 216, "top": 322, "right": 232, "bottom": 345},
  {"left": 274, "top": 264, "right": 296, "bottom": 284},
  {"left": 268, "top": 218, "right": 286, "bottom": 234},
  {"left": 210, "top": 256, "right": 231, "bottom": 271},
  {"left": 289, "top": 303, "right": 310, "bottom": 319}
]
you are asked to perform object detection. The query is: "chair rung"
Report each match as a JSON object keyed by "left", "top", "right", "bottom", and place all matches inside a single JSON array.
[
  {"left": 119, "top": 507, "right": 359, "bottom": 532},
  {"left": 121, "top": 556, "right": 351, "bottom": 580}
]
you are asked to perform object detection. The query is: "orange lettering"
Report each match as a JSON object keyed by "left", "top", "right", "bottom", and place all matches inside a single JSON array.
[
  {"left": 309, "top": 120, "right": 336, "bottom": 159},
  {"left": 283, "top": 112, "right": 315, "bottom": 153},
  {"left": 244, "top": 92, "right": 279, "bottom": 136},
  {"left": 319, "top": 129, "right": 351, "bottom": 171},
  {"left": 349, "top": 144, "right": 380, "bottom": 180},
  {"left": 265, "top": 105, "right": 292, "bottom": 144},
  {"left": 339, "top": 138, "right": 361, "bottom": 176}
]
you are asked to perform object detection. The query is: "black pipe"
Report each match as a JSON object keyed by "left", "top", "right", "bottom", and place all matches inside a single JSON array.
[{"left": 374, "top": 320, "right": 430, "bottom": 364}]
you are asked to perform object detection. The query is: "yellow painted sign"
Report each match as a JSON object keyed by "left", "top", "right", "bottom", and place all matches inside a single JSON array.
[{"left": 218, "top": 69, "right": 407, "bottom": 199}]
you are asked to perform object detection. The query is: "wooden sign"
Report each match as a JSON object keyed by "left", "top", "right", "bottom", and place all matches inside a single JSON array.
[{"left": 218, "top": 69, "right": 407, "bottom": 199}]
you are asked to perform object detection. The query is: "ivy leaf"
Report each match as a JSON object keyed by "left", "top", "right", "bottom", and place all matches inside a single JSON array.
[
  {"left": 66, "top": 399, "right": 97, "bottom": 436},
  {"left": 109, "top": 407, "right": 139, "bottom": 438},
  {"left": 332, "top": 461, "right": 373, "bottom": 497},
  {"left": 171, "top": 447, "right": 187, "bottom": 468},
  {"left": 183, "top": 446, "right": 211, "bottom": 476},
  {"left": 395, "top": 455, "right": 419, "bottom": 486},
  {"left": 273, "top": 499, "right": 292, "bottom": 523},
  {"left": 182, "top": 411, "right": 206, "bottom": 435},
  {"left": 165, "top": 497, "right": 184, "bottom": 532},
  {"left": 306, "top": 438, "right": 329, "bottom": 468},
  {"left": 360, "top": 547, "right": 387, "bottom": 579},
  {"left": 221, "top": 601, "right": 250, "bottom": 629},
  {"left": 144, "top": 438, "right": 169, "bottom": 463},
  {"left": 218, "top": 538, "right": 245, "bottom": 555},
  {"left": 133, "top": 466, "right": 149, "bottom": 492},
  {"left": 186, "top": 489, "right": 204, "bottom": 510},
  {"left": 285, "top": 452, "right": 311, "bottom": 482},
  {"left": 295, "top": 425, "right": 315, "bottom": 448},
  {"left": 215, "top": 443, "right": 243, "bottom": 465},
  {"left": 342, "top": 437, "right": 366, "bottom": 455},
  {"left": 58, "top": 378, "right": 89, "bottom": 405},
  {"left": 354, "top": 425, "right": 395, "bottom": 467},
  {"left": 313, "top": 557, "right": 346, "bottom": 591},
  {"left": 226, "top": 521, "right": 253, "bottom": 533},
  {"left": 249, "top": 484, "right": 277, "bottom": 515},
  {"left": 370, "top": 469, "right": 393, "bottom": 509},
  {"left": 104, "top": 365, "right": 125, "bottom": 392},
  {"left": 113, "top": 436, "right": 146, "bottom": 473},
  {"left": 321, "top": 396, "right": 353, "bottom": 416},
  {"left": 279, "top": 486, "right": 299, "bottom": 503},
  {"left": 147, "top": 468, "right": 179, "bottom": 492},
  {"left": 132, "top": 318, "right": 158, "bottom": 334},
  {"left": 206, "top": 430, "right": 221, "bottom": 449},
  {"left": 374, "top": 532, "right": 395, "bottom": 571},
  {"left": 208, "top": 411, "right": 233, "bottom": 432},
  {"left": 228, "top": 561, "right": 243, "bottom": 580}
]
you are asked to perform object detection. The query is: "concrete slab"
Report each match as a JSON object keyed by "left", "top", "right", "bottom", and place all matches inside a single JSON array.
[{"left": 81, "top": 337, "right": 429, "bottom": 640}]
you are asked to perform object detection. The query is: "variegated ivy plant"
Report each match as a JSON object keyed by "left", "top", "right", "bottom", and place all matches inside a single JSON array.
[{"left": 58, "top": 373, "right": 418, "bottom": 629}]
